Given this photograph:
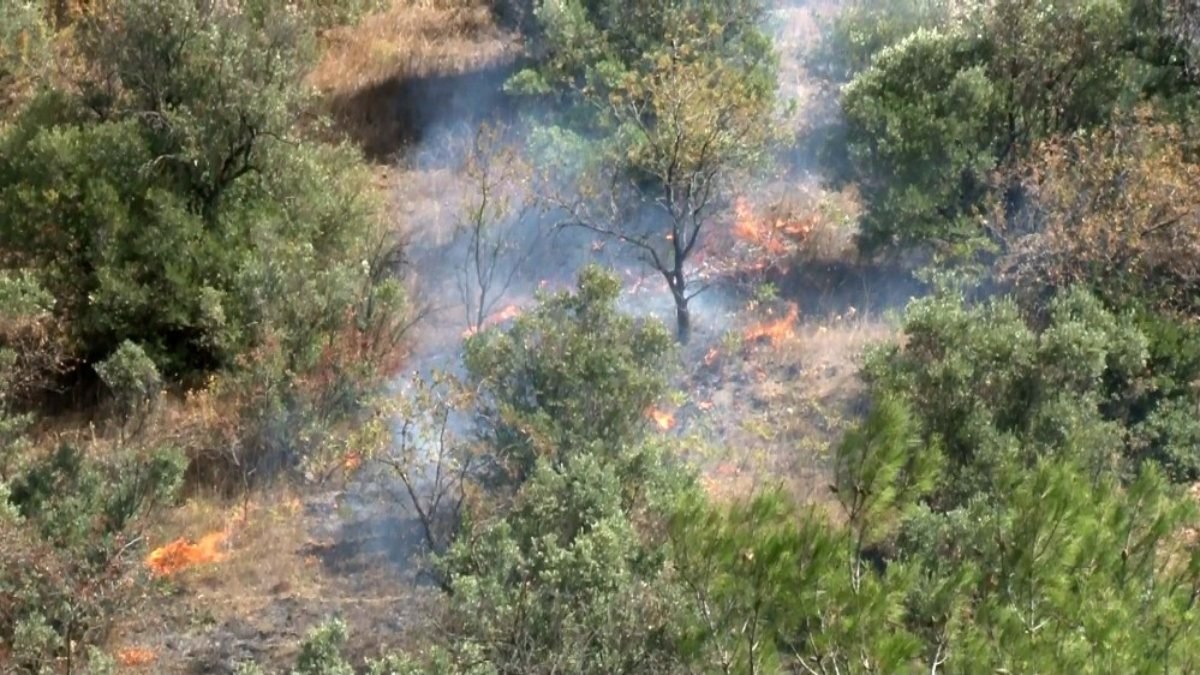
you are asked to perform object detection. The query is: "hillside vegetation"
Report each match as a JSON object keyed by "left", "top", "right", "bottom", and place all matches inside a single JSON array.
[{"left": 5, "top": 0, "right": 1200, "bottom": 673}]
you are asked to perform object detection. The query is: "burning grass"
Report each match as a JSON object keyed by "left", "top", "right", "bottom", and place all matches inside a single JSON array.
[
  {"left": 114, "top": 485, "right": 440, "bottom": 671},
  {"left": 647, "top": 406, "right": 677, "bottom": 431},
  {"left": 116, "top": 647, "right": 157, "bottom": 667},
  {"left": 732, "top": 196, "right": 816, "bottom": 260},
  {"left": 743, "top": 302, "right": 800, "bottom": 346},
  {"left": 683, "top": 304, "right": 896, "bottom": 505},
  {"left": 461, "top": 303, "right": 524, "bottom": 338},
  {"left": 145, "top": 502, "right": 251, "bottom": 576},
  {"left": 699, "top": 183, "right": 859, "bottom": 288},
  {"left": 146, "top": 531, "right": 229, "bottom": 577}
]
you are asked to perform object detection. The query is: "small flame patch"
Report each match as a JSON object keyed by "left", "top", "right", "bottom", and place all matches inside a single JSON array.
[
  {"left": 647, "top": 407, "right": 676, "bottom": 431},
  {"left": 462, "top": 304, "right": 524, "bottom": 338},
  {"left": 145, "top": 531, "right": 229, "bottom": 577},
  {"left": 744, "top": 303, "right": 799, "bottom": 346},
  {"left": 117, "top": 647, "right": 157, "bottom": 667}
]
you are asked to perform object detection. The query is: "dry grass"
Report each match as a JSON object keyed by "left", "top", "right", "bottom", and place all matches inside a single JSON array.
[
  {"left": 309, "top": 0, "right": 514, "bottom": 95},
  {"left": 682, "top": 301, "right": 896, "bottom": 506},
  {"left": 109, "top": 482, "right": 439, "bottom": 672},
  {"left": 308, "top": 0, "right": 520, "bottom": 159}
]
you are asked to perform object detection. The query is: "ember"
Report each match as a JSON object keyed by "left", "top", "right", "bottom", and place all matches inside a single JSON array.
[
  {"left": 117, "top": 647, "right": 157, "bottom": 667},
  {"left": 647, "top": 407, "right": 676, "bottom": 431},
  {"left": 145, "top": 530, "right": 228, "bottom": 576},
  {"left": 744, "top": 303, "right": 799, "bottom": 345}
]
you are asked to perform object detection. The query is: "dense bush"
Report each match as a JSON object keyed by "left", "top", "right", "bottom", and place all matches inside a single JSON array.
[
  {"left": 862, "top": 285, "right": 1200, "bottom": 496},
  {"left": 0, "top": 444, "right": 185, "bottom": 671},
  {"left": 464, "top": 266, "right": 675, "bottom": 480},
  {"left": 842, "top": 28, "right": 998, "bottom": 253},
  {"left": 836, "top": 0, "right": 1196, "bottom": 254},
  {"left": 807, "top": 0, "right": 955, "bottom": 82},
  {"left": 998, "top": 115, "right": 1200, "bottom": 319},
  {"left": 0, "top": 0, "right": 406, "bottom": 382}
]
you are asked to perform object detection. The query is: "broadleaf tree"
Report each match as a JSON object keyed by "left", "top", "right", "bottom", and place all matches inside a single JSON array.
[{"left": 516, "top": 1, "right": 779, "bottom": 341}]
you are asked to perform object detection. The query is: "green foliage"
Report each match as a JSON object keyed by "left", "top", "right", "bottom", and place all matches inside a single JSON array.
[
  {"left": 0, "top": 272, "right": 54, "bottom": 477},
  {"left": 436, "top": 451, "right": 691, "bottom": 674},
  {"left": 0, "top": 444, "right": 185, "bottom": 670},
  {"left": 394, "top": 267, "right": 691, "bottom": 673},
  {"left": 0, "top": 0, "right": 403, "bottom": 383},
  {"left": 514, "top": 0, "right": 778, "bottom": 340},
  {"left": 464, "top": 266, "right": 674, "bottom": 479},
  {"left": 95, "top": 341, "right": 162, "bottom": 438},
  {"left": 835, "top": 0, "right": 1192, "bottom": 254},
  {"left": 670, "top": 488, "right": 923, "bottom": 675},
  {"left": 808, "top": 0, "right": 955, "bottom": 81},
  {"left": 513, "top": 0, "right": 773, "bottom": 102},
  {"left": 898, "top": 460, "right": 1200, "bottom": 672},
  {"left": 834, "top": 395, "right": 942, "bottom": 546},
  {"left": 866, "top": 281, "right": 1200, "bottom": 502},
  {"left": 292, "top": 618, "right": 356, "bottom": 675},
  {"left": 842, "top": 28, "right": 999, "bottom": 253}
]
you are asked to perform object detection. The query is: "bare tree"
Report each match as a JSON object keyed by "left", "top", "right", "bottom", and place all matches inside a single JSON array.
[
  {"left": 455, "top": 122, "right": 537, "bottom": 335},
  {"left": 378, "top": 371, "right": 480, "bottom": 566}
]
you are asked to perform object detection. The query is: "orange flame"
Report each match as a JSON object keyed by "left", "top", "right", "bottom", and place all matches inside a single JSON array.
[
  {"left": 732, "top": 196, "right": 816, "bottom": 259},
  {"left": 704, "top": 346, "right": 720, "bottom": 366},
  {"left": 647, "top": 407, "right": 676, "bottom": 431},
  {"left": 145, "top": 531, "right": 228, "bottom": 576},
  {"left": 462, "top": 304, "right": 524, "bottom": 338},
  {"left": 117, "top": 648, "right": 157, "bottom": 667},
  {"left": 744, "top": 303, "right": 799, "bottom": 345}
]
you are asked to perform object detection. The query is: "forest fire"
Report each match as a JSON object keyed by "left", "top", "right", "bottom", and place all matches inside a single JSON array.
[
  {"left": 744, "top": 303, "right": 799, "bottom": 345},
  {"left": 461, "top": 304, "right": 524, "bottom": 338},
  {"left": 731, "top": 196, "right": 816, "bottom": 260},
  {"left": 116, "top": 647, "right": 157, "bottom": 667},
  {"left": 145, "top": 531, "right": 229, "bottom": 576},
  {"left": 648, "top": 407, "right": 676, "bottom": 431}
]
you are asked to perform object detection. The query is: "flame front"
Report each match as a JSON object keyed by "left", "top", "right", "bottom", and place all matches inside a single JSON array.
[
  {"left": 744, "top": 303, "right": 799, "bottom": 345},
  {"left": 145, "top": 530, "right": 228, "bottom": 577},
  {"left": 731, "top": 196, "right": 816, "bottom": 260},
  {"left": 462, "top": 303, "right": 524, "bottom": 338},
  {"left": 648, "top": 407, "right": 676, "bottom": 431}
]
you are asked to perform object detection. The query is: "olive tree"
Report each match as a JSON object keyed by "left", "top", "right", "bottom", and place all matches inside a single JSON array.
[{"left": 516, "top": 4, "right": 778, "bottom": 342}]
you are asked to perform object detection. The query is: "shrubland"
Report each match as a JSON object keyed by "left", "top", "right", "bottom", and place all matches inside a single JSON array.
[
  {"left": 0, "top": 0, "right": 409, "bottom": 668},
  {"left": 8, "top": 0, "right": 1200, "bottom": 672}
]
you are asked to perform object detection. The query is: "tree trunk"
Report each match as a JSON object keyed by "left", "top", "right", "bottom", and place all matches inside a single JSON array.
[
  {"left": 662, "top": 265, "right": 692, "bottom": 343},
  {"left": 676, "top": 297, "right": 696, "bottom": 341},
  {"left": 673, "top": 290, "right": 691, "bottom": 344}
]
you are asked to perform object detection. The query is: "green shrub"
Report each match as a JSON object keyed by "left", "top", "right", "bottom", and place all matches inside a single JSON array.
[
  {"left": 0, "top": 0, "right": 406, "bottom": 382},
  {"left": 95, "top": 341, "right": 162, "bottom": 440},
  {"left": 0, "top": 444, "right": 185, "bottom": 671}
]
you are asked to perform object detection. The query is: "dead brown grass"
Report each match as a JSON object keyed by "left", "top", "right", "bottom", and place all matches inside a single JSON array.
[
  {"left": 110, "top": 483, "right": 439, "bottom": 672},
  {"left": 685, "top": 304, "right": 896, "bottom": 507},
  {"left": 308, "top": 0, "right": 519, "bottom": 159},
  {"left": 309, "top": 0, "right": 514, "bottom": 95}
]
